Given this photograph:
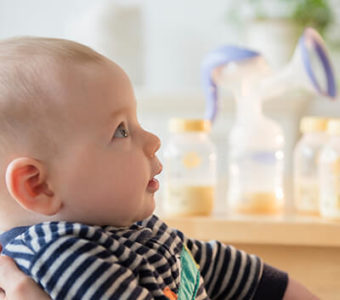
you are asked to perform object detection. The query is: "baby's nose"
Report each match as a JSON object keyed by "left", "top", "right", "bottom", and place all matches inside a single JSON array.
[{"left": 144, "top": 131, "right": 161, "bottom": 157}]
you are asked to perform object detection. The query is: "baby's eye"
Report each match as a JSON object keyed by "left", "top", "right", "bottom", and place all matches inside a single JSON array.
[{"left": 113, "top": 123, "right": 129, "bottom": 138}]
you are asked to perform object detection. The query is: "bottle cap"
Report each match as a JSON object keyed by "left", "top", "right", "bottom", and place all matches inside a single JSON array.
[
  {"left": 300, "top": 116, "right": 328, "bottom": 133},
  {"left": 169, "top": 119, "right": 211, "bottom": 133},
  {"left": 327, "top": 119, "right": 340, "bottom": 136}
]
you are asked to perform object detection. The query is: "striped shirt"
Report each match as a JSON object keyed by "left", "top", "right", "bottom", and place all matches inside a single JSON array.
[{"left": 0, "top": 215, "right": 287, "bottom": 299}]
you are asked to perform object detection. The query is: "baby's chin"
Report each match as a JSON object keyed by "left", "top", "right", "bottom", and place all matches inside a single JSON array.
[
  {"left": 135, "top": 202, "right": 156, "bottom": 224},
  {"left": 114, "top": 210, "right": 156, "bottom": 228}
]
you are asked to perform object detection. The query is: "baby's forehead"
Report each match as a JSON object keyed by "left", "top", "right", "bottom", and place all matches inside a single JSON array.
[
  {"left": 56, "top": 59, "right": 128, "bottom": 88},
  {"left": 49, "top": 61, "right": 135, "bottom": 114}
]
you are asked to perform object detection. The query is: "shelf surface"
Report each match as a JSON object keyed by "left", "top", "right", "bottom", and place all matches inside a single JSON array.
[{"left": 162, "top": 214, "right": 340, "bottom": 247}]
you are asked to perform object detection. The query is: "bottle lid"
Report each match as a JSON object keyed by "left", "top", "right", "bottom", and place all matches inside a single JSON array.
[
  {"left": 300, "top": 116, "right": 328, "bottom": 133},
  {"left": 169, "top": 119, "right": 211, "bottom": 133},
  {"left": 327, "top": 119, "right": 340, "bottom": 135}
]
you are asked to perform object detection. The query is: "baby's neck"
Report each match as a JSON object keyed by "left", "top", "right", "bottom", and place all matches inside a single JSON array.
[{"left": 0, "top": 209, "right": 58, "bottom": 232}]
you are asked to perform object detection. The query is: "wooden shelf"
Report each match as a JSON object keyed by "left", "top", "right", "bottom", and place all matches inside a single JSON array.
[
  {"left": 162, "top": 214, "right": 340, "bottom": 247},
  {"left": 162, "top": 214, "right": 340, "bottom": 298}
]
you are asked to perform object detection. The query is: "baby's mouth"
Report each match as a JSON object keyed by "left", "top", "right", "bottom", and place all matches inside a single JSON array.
[
  {"left": 147, "top": 162, "right": 162, "bottom": 192},
  {"left": 147, "top": 177, "right": 159, "bottom": 192}
]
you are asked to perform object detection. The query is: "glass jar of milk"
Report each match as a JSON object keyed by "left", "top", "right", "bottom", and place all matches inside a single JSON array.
[{"left": 163, "top": 119, "right": 217, "bottom": 216}]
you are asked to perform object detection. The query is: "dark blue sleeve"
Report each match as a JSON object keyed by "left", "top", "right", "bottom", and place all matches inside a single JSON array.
[{"left": 253, "top": 263, "right": 288, "bottom": 300}]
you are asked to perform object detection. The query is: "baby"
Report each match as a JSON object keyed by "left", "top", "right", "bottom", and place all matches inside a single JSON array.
[{"left": 0, "top": 37, "right": 317, "bottom": 299}]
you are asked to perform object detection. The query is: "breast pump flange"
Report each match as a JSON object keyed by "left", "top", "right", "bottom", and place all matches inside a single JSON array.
[
  {"left": 202, "top": 27, "right": 336, "bottom": 123},
  {"left": 201, "top": 27, "right": 337, "bottom": 215}
]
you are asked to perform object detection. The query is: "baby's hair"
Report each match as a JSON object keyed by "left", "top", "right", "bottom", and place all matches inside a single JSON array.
[
  {"left": 0, "top": 36, "right": 105, "bottom": 64},
  {"left": 0, "top": 37, "right": 106, "bottom": 163}
]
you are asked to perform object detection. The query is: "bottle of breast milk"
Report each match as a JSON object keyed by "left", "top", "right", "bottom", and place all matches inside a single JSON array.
[
  {"left": 294, "top": 116, "right": 328, "bottom": 216},
  {"left": 227, "top": 97, "right": 285, "bottom": 215},
  {"left": 163, "top": 119, "right": 217, "bottom": 217},
  {"left": 319, "top": 119, "right": 340, "bottom": 220}
]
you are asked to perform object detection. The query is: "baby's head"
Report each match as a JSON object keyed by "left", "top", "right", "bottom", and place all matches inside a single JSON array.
[{"left": 0, "top": 37, "right": 161, "bottom": 230}]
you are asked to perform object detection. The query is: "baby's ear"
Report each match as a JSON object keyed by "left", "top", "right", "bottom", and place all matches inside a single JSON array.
[{"left": 5, "top": 157, "right": 61, "bottom": 216}]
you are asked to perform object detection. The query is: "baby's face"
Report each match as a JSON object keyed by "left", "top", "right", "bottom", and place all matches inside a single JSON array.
[{"left": 50, "top": 61, "right": 162, "bottom": 227}]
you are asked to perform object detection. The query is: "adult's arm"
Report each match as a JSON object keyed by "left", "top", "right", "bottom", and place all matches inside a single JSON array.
[{"left": 283, "top": 277, "right": 320, "bottom": 300}]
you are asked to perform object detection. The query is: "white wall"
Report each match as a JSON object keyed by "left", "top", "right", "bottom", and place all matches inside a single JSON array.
[
  {"left": 0, "top": 0, "right": 241, "bottom": 88},
  {"left": 0, "top": 0, "right": 91, "bottom": 38},
  {"left": 1, "top": 0, "right": 339, "bottom": 90}
]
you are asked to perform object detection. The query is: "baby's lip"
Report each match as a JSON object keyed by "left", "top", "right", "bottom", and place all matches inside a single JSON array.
[
  {"left": 152, "top": 162, "right": 163, "bottom": 178},
  {"left": 147, "top": 177, "right": 159, "bottom": 193},
  {"left": 148, "top": 163, "right": 162, "bottom": 192},
  {"left": 156, "top": 163, "right": 163, "bottom": 176}
]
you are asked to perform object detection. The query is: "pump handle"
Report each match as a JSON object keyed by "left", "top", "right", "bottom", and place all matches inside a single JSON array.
[{"left": 299, "top": 27, "right": 337, "bottom": 99}]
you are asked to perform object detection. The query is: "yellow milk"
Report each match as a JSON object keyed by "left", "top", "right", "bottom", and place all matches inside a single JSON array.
[
  {"left": 235, "top": 192, "right": 283, "bottom": 215},
  {"left": 164, "top": 185, "right": 215, "bottom": 217}
]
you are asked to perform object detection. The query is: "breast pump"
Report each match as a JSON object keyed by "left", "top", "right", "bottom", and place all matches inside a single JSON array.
[{"left": 201, "top": 27, "right": 336, "bottom": 215}]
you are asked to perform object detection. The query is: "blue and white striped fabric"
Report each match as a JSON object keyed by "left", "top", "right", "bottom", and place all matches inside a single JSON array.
[{"left": 0, "top": 215, "right": 286, "bottom": 299}]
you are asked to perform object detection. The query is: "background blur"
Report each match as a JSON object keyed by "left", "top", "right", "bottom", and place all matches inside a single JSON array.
[
  {"left": 1, "top": 0, "right": 340, "bottom": 212},
  {"left": 1, "top": 0, "right": 340, "bottom": 89}
]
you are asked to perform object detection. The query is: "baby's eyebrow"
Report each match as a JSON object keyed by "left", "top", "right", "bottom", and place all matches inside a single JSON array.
[
  {"left": 110, "top": 107, "right": 128, "bottom": 119},
  {"left": 110, "top": 102, "right": 137, "bottom": 119}
]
